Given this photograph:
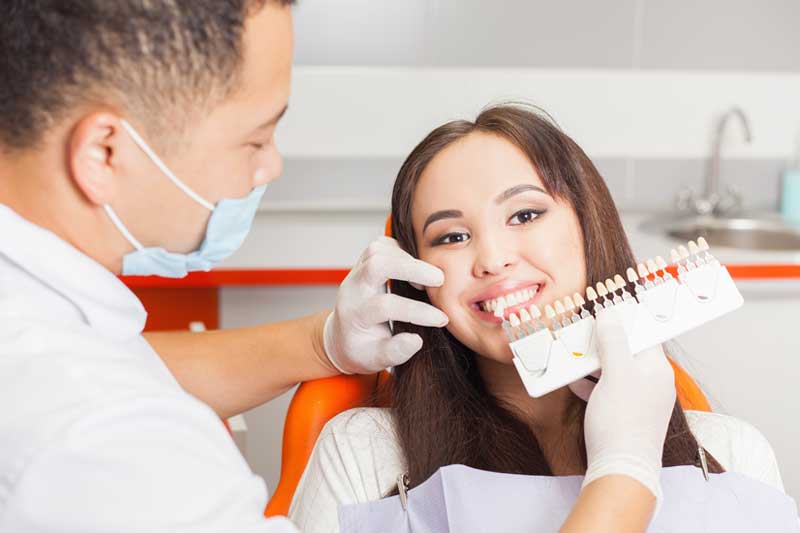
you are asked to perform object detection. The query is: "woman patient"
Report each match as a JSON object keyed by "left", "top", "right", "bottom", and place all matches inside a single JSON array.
[{"left": 289, "top": 104, "right": 784, "bottom": 531}]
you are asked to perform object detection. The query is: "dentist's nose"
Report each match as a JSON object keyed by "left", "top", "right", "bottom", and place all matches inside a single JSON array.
[
  {"left": 472, "top": 238, "right": 517, "bottom": 277},
  {"left": 253, "top": 147, "right": 283, "bottom": 187}
]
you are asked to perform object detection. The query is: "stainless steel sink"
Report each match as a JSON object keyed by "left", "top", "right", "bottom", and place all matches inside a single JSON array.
[{"left": 640, "top": 215, "right": 800, "bottom": 252}]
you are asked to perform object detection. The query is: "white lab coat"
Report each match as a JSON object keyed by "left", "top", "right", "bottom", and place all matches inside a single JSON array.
[{"left": 0, "top": 205, "right": 297, "bottom": 532}]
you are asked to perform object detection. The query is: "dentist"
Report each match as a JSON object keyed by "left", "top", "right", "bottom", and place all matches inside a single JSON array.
[{"left": 0, "top": 1, "right": 675, "bottom": 532}]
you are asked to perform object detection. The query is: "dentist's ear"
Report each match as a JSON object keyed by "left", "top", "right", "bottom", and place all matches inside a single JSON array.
[{"left": 68, "top": 112, "right": 123, "bottom": 207}]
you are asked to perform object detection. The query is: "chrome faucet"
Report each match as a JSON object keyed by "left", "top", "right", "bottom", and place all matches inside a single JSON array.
[{"left": 677, "top": 107, "right": 752, "bottom": 216}]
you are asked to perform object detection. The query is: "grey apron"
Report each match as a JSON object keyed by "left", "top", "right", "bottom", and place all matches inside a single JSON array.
[{"left": 339, "top": 464, "right": 800, "bottom": 533}]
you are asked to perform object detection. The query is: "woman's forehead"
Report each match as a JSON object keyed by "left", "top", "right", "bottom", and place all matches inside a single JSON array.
[{"left": 412, "top": 133, "right": 545, "bottom": 219}]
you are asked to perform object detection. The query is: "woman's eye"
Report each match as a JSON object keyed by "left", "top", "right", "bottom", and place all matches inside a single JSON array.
[
  {"left": 433, "top": 232, "right": 470, "bottom": 246},
  {"left": 509, "top": 208, "right": 544, "bottom": 226}
]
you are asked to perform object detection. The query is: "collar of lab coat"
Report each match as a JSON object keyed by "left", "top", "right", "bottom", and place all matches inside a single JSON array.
[{"left": 0, "top": 204, "right": 147, "bottom": 340}]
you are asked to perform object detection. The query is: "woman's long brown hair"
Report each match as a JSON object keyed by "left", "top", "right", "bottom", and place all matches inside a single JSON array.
[{"left": 388, "top": 104, "right": 723, "bottom": 490}]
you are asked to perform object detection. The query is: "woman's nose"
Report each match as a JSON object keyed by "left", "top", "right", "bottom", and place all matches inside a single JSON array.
[{"left": 472, "top": 240, "right": 518, "bottom": 277}]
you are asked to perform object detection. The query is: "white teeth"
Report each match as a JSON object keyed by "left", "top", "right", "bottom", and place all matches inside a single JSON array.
[{"left": 480, "top": 286, "right": 540, "bottom": 313}]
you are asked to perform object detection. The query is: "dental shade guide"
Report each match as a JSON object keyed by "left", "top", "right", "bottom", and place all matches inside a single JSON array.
[{"left": 510, "top": 237, "right": 744, "bottom": 398}]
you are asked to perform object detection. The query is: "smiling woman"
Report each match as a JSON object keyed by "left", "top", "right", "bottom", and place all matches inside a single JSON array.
[
  {"left": 388, "top": 103, "right": 723, "bottom": 481},
  {"left": 288, "top": 104, "right": 785, "bottom": 533}
]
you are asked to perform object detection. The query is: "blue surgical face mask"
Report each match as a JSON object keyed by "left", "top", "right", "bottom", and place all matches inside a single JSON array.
[{"left": 104, "top": 120, "right": 267, "bottom": 278}]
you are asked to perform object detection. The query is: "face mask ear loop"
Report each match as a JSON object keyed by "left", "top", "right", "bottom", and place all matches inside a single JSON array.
[
  {"left": 103, "top": 204, "right": 145, "bottom": 251},
  {"left": 119, "top": 120, "right": 215, "bottom": 211}
]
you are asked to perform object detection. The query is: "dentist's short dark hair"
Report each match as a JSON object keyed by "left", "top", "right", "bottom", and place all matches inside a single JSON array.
[{"left": 0, "top": 0, "right": 294, "bottom": 152}]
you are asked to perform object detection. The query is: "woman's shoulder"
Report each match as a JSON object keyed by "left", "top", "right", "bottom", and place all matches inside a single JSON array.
[
  {"left": 684, "top": 410, "right": 785, "bottom": 492},
  {"left": 289, "top": 408, "right": 405, "bottom": 532},
  {"left": 320, "top": 406, "right": 397, "bottom": 441}
]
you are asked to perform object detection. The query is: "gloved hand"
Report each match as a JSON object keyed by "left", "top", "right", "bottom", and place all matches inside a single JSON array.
[
  {"left": 578, "top": 308, "right": 676, "bottom": 505},
  {"left": 323, "top": 236, "right": 449, "bottom": 374}
]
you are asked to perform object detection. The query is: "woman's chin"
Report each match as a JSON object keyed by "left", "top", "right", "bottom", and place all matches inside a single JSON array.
[{"left": 474, "top": 344, "right": 516, "bottom": 366}]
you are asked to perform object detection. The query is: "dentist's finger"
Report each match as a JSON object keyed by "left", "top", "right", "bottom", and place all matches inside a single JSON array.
[
  {"left": 377, "top": 332, "right": 425, "bottom": 367},
  {"left": 360, "top": 254, "right": 445, "bottom": 289},
  {"left": 360, "top": 293, "right": 449, "bottom": 328},
  {"left": 568, "top": 370, "right": 600, "bottom": 402},
  {"left": 594, "top": 308, "right": 634, "bottom": 373},
  {"left": 358, "top": 236, "right": 412, "bottom": 264}
]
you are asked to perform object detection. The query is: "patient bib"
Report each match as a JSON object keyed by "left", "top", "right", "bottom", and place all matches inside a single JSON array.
[{"left": 339, "top": 464, "right": 800, "bottom": 532}]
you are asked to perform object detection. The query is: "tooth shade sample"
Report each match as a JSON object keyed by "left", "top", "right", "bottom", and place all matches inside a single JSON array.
[
  {"left": 626, "top": 267, "right": 638, "bottom": 283},
  {"left": 670, "top": 249, "right": 681, "bottom": 263},
  {"left": 519, "top": 308, "right": 532, "bottom": 322},
  {"left": 545, "top": 304, "right": 557, "bottom": 319},
  {"left": 688, "top": 240, "right": 699, "bottom": 255},
  {"left": 509, "top": 313, "right": 521, "bottom": 327},
  {"left": 678, "top": 245, "right": 690, "bottom": 258},
  {"left": 586, "top": 286, "right": 598, "bottom": 301},
  {"left": 646, "top": 259, "right": 658, "bottom": 274},
  {"left": 604, "top": 278, "right": 616, "bottom": 293},
  {"left": 554, "top": 300, "right": 566, "bottom": 314},
  {"left": 637, "top": 263, "right": 649, "bottom": 278},
  {"left": 529, "top": 304, "right": 542, "bottom": 318},
  {"left": 596, "top": 282, "right": 608, "bottom": 297},
  {"left": 563, "top": 295, "right": 575, "bottom": 310},
  {"left": 656, "top": 256, "right": 668, "bottom": 270},
  {"left": 698, "top": 237, "right": 710, "bottom": 251},
  {"left": 614, "top": 274, "right": 626, "bottom": 288},
  {"left": 573, "top": 293, "right": 586, "bottom": 307}
]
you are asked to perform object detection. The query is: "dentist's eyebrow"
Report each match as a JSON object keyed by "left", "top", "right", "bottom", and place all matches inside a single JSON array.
[
  {"left": 250, "top": 104, "right": 289, "bottom": 133},
  {"left": 494, "top": 184, "right": 548, "bottom": 204},
  {"left": 423, "top": 209, "right": 464, "bottom": 233}
]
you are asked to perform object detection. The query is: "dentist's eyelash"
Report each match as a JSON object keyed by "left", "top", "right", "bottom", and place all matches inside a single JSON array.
[
  {"left": 509, "top": 208, "right": 546, "bottom": 226},
  {"left": 249, "top": 139, "right": 273, "bottom": 151}
]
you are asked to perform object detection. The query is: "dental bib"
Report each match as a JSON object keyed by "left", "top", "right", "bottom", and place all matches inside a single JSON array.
[{"left": 339, "top": 464, "right": 800, "bottom": 533}]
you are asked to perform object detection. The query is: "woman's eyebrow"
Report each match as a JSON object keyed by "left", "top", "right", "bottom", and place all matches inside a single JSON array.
[
  {"left": 494, "top": 184, "right": 548, "bottom": 204},
  {"left": 423, "top": 209, "right": 463, "bottom": 233}
]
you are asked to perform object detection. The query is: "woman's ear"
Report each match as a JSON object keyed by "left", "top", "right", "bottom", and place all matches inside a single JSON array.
[{"left": 67, "top": 112, "right": 123, "bottom": 206}]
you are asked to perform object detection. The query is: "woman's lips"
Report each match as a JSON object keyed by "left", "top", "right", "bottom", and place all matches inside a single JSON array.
[{"left": 470, "top": 282, "right": 545, "bottom": 323}]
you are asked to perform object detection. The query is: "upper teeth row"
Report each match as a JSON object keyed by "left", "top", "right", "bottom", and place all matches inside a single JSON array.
[{"left": 481, "top": 286, "right": 538, "bottom": 312}]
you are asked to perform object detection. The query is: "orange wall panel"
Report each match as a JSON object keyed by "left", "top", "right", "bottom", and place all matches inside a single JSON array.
[{"left": 131, "top": 287, "right": 219, "bottom": 332}]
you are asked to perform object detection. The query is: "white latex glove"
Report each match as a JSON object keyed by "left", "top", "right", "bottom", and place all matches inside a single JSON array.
[
  {"left": 324, "top": 236, "right": 449, "bottom": 374},
  {"left": 578, "top": 308, "right": 676, "bottom": 505}
]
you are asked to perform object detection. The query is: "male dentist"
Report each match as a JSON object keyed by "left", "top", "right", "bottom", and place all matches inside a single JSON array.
[
  {"left": 0, "top": 1, "right": 679, "bottom": 532},
  {"left": 0, "top": 1, "right": 447, "bottom": 531}
]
